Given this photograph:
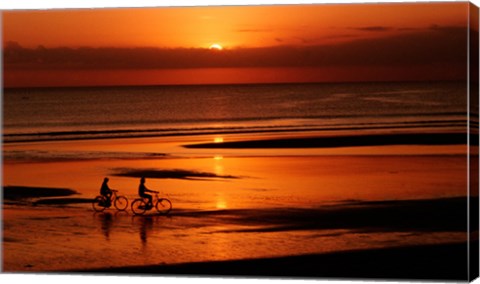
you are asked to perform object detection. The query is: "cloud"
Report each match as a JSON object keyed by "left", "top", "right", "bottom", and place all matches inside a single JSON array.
[
  {"left": 348, "top": 26, "right": 393, "bottom": 32},
  {"left": 4, "top": 25, "right": 467, "bottom": 71},
  {"left": 236, "top": 28, "right": 273, "bottom": 33},
  {"left": 321, "top": 34, "right": 357, "bottom": 40}
]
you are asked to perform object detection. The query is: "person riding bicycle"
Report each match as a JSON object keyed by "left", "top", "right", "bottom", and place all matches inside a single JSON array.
[
  {"left": 100, "top": 177, "right": 113, "bottom": 206},
  {"left": 138, "top": 177, "right": 157, "bottom": 209}
]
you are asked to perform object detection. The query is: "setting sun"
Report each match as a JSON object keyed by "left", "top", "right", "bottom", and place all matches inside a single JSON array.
[{"left": 209, "top": 43, "right": 223, "bottom": 51}]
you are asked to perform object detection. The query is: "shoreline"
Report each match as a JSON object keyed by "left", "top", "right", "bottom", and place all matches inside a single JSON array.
[
  {"left": 3, "top": 124, "right": 467, "bottom": 144},
  {"left": 3, "top": 130, "right": 469, "bottom": 163}
]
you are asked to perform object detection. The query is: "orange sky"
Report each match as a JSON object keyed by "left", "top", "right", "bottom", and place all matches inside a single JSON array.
[{"left": 2, "top": 2, "right": 472, "bottom": 87}]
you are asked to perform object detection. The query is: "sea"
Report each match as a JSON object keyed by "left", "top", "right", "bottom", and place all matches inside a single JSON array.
[
  {"left": 2, "top": 81, "right": 474, "bottom": 273},
  {"left": 2, "top": 81, "right": 472, "bottom": 143}
]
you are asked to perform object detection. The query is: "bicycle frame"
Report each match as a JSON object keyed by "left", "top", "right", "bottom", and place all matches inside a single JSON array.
[
  {"left": 93, "top": 189, "right": 128, "bottom": 212},
  {"left": 109, "top": 190, "right": 119, "bottom": 202},
  {"left": 131, "top": 192, "right": 172, "bottom": 215}
]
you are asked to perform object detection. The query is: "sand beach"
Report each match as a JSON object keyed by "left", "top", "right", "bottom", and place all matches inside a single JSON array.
[{"left": 2, "top": 130, "right": 475, "bottom": 280}]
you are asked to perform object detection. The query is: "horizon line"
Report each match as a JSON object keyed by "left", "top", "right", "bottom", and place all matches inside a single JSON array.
[{"left": 3, "top": 79, "right": 467, "bottom": 90}]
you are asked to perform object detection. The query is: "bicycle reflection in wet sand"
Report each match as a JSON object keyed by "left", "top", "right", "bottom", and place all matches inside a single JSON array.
[{"left": 94, "top": 211, "right": 166, "bottom": 245}]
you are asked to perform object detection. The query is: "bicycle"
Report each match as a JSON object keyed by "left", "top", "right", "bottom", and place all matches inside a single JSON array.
[
  {"left": 131, "top": 191, "right": 172, "bottom": 216},
  {"left": 92, "top": 190, "right": 129, "bottom": 212}
]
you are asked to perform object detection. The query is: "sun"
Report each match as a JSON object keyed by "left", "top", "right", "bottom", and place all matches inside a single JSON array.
[{"left": 209, "top": 43, "right": 223, "bottom": 51}]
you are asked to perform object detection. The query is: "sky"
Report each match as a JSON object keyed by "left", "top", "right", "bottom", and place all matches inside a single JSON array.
[{"left": 2, "top": 2, "right": 474, "bottom": 87}]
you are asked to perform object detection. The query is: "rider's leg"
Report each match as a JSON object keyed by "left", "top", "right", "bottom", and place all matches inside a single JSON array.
[
  {"left": 106, "top": 193, "right": 112, "bottom": 206},
  {"left": 140, "top": 194, "right": 153, "bottom": 208},
  {"left": 147, "top": 195, "right": 153, "bottom": 207},
  {"left": 101, "top": 194, "right": 108, "bottom": 206}
]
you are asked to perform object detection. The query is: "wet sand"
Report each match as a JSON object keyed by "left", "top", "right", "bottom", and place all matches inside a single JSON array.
[
  {"left": 2, "top": 192, "right": 472, "bottom": 277},
  {"left": 2, "top": 132, "right": 474, "bottom": 279}
]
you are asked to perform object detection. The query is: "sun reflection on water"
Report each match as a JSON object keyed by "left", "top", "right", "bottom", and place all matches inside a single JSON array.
[
  {"left": 213, "top": 155, "right": 224, "bottom": 177},
  {"left": 216, "top": 194, "right": 228, "bottom": 209}
]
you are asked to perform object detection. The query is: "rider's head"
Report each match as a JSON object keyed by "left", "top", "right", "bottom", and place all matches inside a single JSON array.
[
  {"left": 141, "top": 177, "right": 146, "bottom": 184},
  {"left": 104, "top": 177, "right": 109, "bottom": 183}
]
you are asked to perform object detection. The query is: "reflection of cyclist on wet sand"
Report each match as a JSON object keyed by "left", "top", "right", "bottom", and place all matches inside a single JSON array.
[
  {"left": 100, "top": 212, "right": 113, "bottom": 240},
  {"left": 139, "top": 217, "right": 154, "bottom": 245},
  {"left": 139, "top": 177, "right": 157, "bottom": 209}
]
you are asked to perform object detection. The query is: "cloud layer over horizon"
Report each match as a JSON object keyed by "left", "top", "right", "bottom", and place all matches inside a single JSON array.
[{"left": 4, "top": 25, "right": 467, "bottom": 71}]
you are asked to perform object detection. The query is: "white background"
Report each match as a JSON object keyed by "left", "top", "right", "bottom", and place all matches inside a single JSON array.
[
  {"left": 1, "top": 0, "right": 480, "bottom": 10},
  {"left": 1, "top": 0, "right": 479, "bottom": 284}
]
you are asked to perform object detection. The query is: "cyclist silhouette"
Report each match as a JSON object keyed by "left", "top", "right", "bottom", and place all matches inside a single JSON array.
[
  {"left": 100, "top": 177, "right": 113, "bottom": 206},
  {"left": 139, "top": 177, "right": 156, "bottom": 209}
]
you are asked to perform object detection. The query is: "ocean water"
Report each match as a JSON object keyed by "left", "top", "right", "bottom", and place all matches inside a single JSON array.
[
  {"left": 2, "top": 81, "right": 472, "bottom": 272},
  {"left": 2, "top": 81, "right": 469, "bottom": 143}
]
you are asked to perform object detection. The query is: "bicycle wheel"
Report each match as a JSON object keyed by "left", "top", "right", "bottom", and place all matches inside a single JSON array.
[
  {"left": 156, "top": 198, "right": 172, "bottom": 215},
  {"left": 92, "top": 196, "right": 107, "bottom": 212},
  {"left": 114, "top": 196, "right": 128, "bottom": 211},
  {"left": 131, "top": 199, "right": 147, "bottom": 215}
]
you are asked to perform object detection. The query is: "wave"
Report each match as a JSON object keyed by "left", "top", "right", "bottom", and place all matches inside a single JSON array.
[
  {"left": 2, "top": 114, "right": 468, "bottom": 143},
  {"left": 3, "top": 150, "right": 168, "bottom": 163}
]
